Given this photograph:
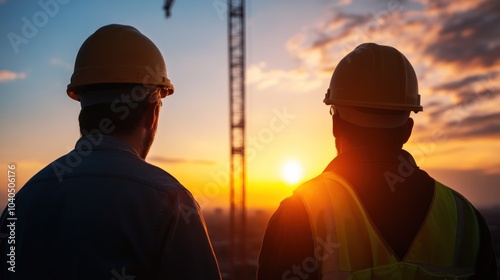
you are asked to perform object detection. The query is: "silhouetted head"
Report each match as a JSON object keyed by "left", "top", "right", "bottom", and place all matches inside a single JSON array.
[
  {"left": 67, "top": 24, "right": 173, "bottom": 159},
  {"left": 324, "top": 43, "right": 421, "bottom": 153},
  {"left": 76, "top": 83, "right": 162, "bottom": 159}
]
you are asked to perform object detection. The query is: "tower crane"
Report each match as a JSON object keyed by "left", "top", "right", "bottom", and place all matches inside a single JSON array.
[
  {"left": 163, "top": 1, "right": 248, "bottom": 278},
  {"left": 228, "top": 0, "right": 247, "bottom": 278}
]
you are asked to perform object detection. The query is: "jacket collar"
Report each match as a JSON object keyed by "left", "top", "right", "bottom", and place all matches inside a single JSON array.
[{"left": 75, "top": 134, "right": 139, "bottom": 157}]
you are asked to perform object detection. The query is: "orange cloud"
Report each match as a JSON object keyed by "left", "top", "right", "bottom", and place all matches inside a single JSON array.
[
  {"left": 0, "top": 70, "right": 26, "bottom": 82},
  {"left": 252, "top": 0, "right": 500, "bottom": 144}
]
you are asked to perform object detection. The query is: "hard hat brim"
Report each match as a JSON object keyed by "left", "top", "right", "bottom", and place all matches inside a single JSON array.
[{"left": 324, "top": 94, "right": 423, "bottom": 112}]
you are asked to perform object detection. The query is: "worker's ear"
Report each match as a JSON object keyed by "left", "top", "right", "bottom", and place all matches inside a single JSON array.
[
  {"left": 143, "top": 101, "right": 161, "bottom": 130},
  {"left": 402, "top": 117, "right": 414, "bottom": 144},
  {"left": 332, "top": 113, "right": 341, "bottom": 138},
  {"left": 332, "top": 114, "right": 344, "bottom": 154}
]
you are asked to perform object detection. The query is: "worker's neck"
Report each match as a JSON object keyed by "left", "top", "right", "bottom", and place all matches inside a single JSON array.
[
  {"left": 113, "top": 129, "right": 150, "bottom": 160},
  {"left": 336, "top": 138, "right": 403, "bottom": 155}
]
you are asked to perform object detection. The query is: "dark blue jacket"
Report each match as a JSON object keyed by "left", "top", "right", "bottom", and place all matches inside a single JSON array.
[{"left": 0, "top": 135, "right": 221, "bottom": 279}]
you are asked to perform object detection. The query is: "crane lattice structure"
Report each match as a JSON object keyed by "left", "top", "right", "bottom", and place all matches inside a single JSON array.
[
  {"left": 163, "top": 1, "right": 247, "bottom": 278},
  {"left": 228, "top": 0, "right": 246, "bottom": 278}
]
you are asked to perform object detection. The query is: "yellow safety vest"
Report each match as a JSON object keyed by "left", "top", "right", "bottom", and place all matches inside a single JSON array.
[{"left": 295, "top": 172, "right": 480, "bottom": 280}]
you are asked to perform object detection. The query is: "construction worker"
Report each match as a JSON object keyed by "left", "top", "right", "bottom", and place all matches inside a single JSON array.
[
  {"left": 257, "top": 43, "right": 497, "bottom": 279},
  {"left": 0, "top": 24, "right": 221, "bottom": 279}
]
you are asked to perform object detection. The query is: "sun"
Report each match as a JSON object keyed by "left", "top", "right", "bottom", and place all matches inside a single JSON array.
[{"left": 281, "top": 160, "right": 303, "bottom": 185}]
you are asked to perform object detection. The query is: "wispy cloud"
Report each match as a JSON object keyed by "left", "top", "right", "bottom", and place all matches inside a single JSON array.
[
  {"left": 250, "top": 0, "right": 500, "bottom": 142},
  {"left": 426, "top": 168, "right": 500, "bottom": 206},
  {"left": 423, "top": 0, "right": 500, "bottom": 68},
  {"left": 149, "top": 156, "right": 217, "bottom": 165},
  {"left": 247, "top": 61, "right": 324, "bottom": 93},
  {"left": 49, "top": 57, "right": 72, "bottom": 70},
  {"left": 447, "top": 112, "right": 500, "bottom": 138},
  {"left": 337, "top": 0, "right": 352, "bottom": 7},
  {"left": 0, "top": 70, "right": 26, "bottom": 82}
]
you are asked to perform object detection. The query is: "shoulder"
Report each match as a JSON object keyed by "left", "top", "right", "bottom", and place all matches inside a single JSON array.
[
  {"left": 264, "top": 193, "right": 312, "bottom": 235},
  {"left": 295, "top": 172, "right": 350, "bottom": 192},
  {"left": 293, "top": 172, "right": 352, "bottom": 211},
  {"left": 270, "top": 172, "right": 349, "bottom": 234},
  {"left": 433, "top": 180, "right": 483, "bottom": 218},
  {"left": 23, "top": 150, "right": 190, "bottom": 197},
  {"left": 276, "top": 195, "right": 308, "bottom": 215},
  {"left": 258, "top": 191, "right": 319, "bottom": 280},
  {"left": 433, "top": 180, "right": 495, "bottom": 264}
]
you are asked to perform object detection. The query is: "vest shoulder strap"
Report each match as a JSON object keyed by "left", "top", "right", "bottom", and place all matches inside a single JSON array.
[
  {"left": 295, "top": 173, "right": 480, "bottom": 279},
  {"left": 295, "top": 172, "right": 397, "bottom": 273},
  {"left": 405, "top": 181, "right": 479, "bottom": 268}
]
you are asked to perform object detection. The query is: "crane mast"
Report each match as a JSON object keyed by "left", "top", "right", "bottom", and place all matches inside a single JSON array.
[
  {"left": 163, "top": 0, "right": 248, "bottom": 278},
  {"left": 228, "top": 0, "right": 247, "bottom": 278}
]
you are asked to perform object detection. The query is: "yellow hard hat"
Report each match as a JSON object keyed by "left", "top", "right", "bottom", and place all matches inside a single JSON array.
[
  {"left": 67, "top": 24, "right": 174, "bottom": 101},
  {"left": 324, "top": 43, "right": 422, "bottom": 112}
]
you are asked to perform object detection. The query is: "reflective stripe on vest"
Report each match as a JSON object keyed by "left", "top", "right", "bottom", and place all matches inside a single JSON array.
[{"left": 294, "top": 172, "right": 480, "bottom": 280}]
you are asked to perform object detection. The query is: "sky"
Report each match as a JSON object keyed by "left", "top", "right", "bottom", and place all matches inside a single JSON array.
[{"left": 0, "top": 0, "right": 499, "bottom": 212}]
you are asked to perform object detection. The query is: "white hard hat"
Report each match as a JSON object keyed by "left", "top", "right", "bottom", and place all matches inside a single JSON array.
[{"left": 67, "top": 24, "right": 174, "bottom": 101}]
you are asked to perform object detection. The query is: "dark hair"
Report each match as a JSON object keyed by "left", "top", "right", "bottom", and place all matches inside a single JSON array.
[{"left": 77, "top": 84, "right": 159, "bottom": 136}]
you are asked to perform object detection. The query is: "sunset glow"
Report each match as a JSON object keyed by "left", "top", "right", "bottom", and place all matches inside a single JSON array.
[
  {"left": 0, "top": 0, "right": 499, "bottom": 211},
  {"left": 281, "top": 160, "right": 303, "bottom": 185}
]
